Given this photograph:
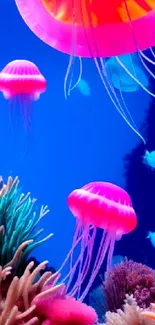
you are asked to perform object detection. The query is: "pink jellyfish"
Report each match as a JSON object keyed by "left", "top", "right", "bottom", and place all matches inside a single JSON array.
[
  {"left": 58, "top": 181, "right": 137, "bottom": 301},
  {"left": 0, "top": 59, "right": 46, "bottom": 128},
  {"left": 14, "top": 0, "right": 155, "bottom": 143}
]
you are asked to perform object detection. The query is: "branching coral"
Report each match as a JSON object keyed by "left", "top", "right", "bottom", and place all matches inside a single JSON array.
[
  {"left": 0, "top": 260, "right": 64, "bottom": 325},
  {"left": 103, "top": 259, "right": 155, "bottom": 312},
  {"left": 104, "top": 294, "right": 155, "bottom": 325},
  {"left": 0, "top": 176, "right": 53, "bottom": 275}
]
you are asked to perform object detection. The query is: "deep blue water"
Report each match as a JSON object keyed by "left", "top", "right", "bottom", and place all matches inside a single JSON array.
[{"left": 0, "top": 0, "right": 152, "bottom": 282}]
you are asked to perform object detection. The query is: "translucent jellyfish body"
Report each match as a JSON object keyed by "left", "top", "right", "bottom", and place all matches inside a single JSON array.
[
  {"left": 105, "top": 54, "right": 148, "bottom": 93},
  {"left": 59, "top": 181, "right": 137, "bottom": 301},
  {"left": 0, "top": 59, "right": 46, "bottom": 128}
]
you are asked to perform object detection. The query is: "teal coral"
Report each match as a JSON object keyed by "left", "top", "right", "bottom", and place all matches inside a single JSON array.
[{"left": 0, "top": 176, "right": 53, "bottom": 275}]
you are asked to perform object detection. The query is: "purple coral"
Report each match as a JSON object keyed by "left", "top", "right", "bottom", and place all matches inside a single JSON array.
[{"left": 103, "top": 259, "right": 155, "bottom": 311}]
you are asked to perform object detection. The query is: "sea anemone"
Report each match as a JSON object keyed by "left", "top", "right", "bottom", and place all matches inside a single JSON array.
[
  {"left": 0, "top": 260, "right": 64, "bottom": 325},
  {"left": 104, "top": 294, "right": 155, "bottom": 325},
  {"left": 33, "top": 295, "right": 98, "bottom": 325},
  {"left": 103, "top": 259, "right": 155, "bottom": 311},
  {"left": 0, "top": 176, "right": 53, "bottom": 275}
]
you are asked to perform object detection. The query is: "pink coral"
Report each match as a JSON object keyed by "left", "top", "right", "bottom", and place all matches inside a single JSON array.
[{"left": 34, "top": 296, "right": 98, "bottom": 325}]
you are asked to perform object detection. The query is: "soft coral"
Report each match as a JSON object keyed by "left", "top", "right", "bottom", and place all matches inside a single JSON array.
[{"left": 34, "top": 295, "right": 97, "bottom": 325}]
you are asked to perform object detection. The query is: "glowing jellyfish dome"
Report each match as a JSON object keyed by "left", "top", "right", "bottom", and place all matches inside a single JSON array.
[
  {"left": 0, "top": 59, "right": 46, "bottom": 128},
  {"left": 14, "top": 0, "right": 155, "bottom": 143},
  {"left": 58, "top": 181, "right": 137, "bottom": 301}
]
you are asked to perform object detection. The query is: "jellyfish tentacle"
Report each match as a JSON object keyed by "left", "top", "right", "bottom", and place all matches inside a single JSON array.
[
  {"left": 64, "top": 233, "right": 85, "bottom": 288},
  {"left": 68, "top": 226, "right": 96, "bottom": 298},
  {"left": 116, "top": 56, "right": 155, "bottom": 95},
  {"left": 68, "top": 226, "right": 89, "bottom": 296},
  {"left": 79, "top": 0, "right": 146, "bottom": 143},
  {"left": 64, "top": 0, "right": 76, "bottom": 98},
  {"left": 64, "top": 54, "right": 75, "bottom": 99},
  {"left": 100, "top": 57, "right": 142, "bottom": 135},
  {"left": 77, "top": 226, "right": 96, "bottom": 290},
  {"left": 58, "top": 222, "right": 83, "bottom": 276},
  {"left": 106, "top": 232, "right": 116, "bottom": 270},
  {"left": 94, "top": 58, "right": 146, "bottom": 143},
  {"left": 123, "top": 0, "right": 155, "bottom": 82},
  {"left": 150, "top": 48, "right": 155, "bottom": 58},
  {"left": 69, "top": 57, "right": 83, "bottom": 93},
  {"left": 79, "top": 231, "right": 111, "bottom": 301}
]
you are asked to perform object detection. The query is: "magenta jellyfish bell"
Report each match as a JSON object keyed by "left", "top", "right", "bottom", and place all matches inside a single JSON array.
[
  {"left": 59, "top": 181, "right": 137, "bottom": 301},
  {"left": 0, "top": 59, "right": 46, "bottom": 128}
]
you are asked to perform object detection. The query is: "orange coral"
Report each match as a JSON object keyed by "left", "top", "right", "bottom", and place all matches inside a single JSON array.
[{"left": 142, "top": 303, "right": 155, "bottom": 321}]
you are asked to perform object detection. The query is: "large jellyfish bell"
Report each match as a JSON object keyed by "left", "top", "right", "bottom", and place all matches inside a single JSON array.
[
  {"left": 58, "top": 181, "right": 137, "bottom": 301},
  {"left": 15, "top": 0, "right": 155, "bottom": 142}
]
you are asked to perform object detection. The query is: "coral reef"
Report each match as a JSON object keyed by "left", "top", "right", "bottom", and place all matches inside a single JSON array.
[
  {"left": 104, "top": 294, "right": 155, "bottom": 325},
  {"left": 0, "top": 260, "right": 64, "bottom": 324},
  {"left": 103, "top": 259, "right": 155, "bottom": 312},
  {"left": 0, "top": 176, "right": 53, "bottom": 275},
  {"left": 0, "top": 255, "right": 98, "bottom": 325},
  {"left": 0, "top": 175, "right": 98, "bottom": 325}
]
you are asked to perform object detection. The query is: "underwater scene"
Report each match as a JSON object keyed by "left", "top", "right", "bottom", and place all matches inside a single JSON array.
[{"left": 1, "top": 0, "right": 155, "bottom": 324}]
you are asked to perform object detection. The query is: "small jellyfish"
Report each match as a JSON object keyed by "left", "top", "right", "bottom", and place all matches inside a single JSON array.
[
  {"left": 77, "top": 79, "right": 91, "bottom": 96},
  {"left": 146, "top": 231, "right": 155, "bottom": 248},
  {"left": 143, "top": 150, "right": 155, "bottom": 169},
  {"left": 58, "top": 181, "right": 137, "bottom": 301},
  {"left": 0, "top": 59, "right": 46, "bottom": 128},
  {"left": 105, "top": 54, "right": 148, "bottom": 93}
]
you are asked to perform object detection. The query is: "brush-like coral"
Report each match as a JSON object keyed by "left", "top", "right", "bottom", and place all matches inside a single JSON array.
[
  {"left": 0, "top": 260, "right": 64, "bottom": 325},
  {"left": 103, "top": 259, "right": 155, "bottom": 312},
  {"left": 104, "top": 295, "right": 155, "bottom": 325},
  {"left": 0, "top": 176, "right": 53, "bottom": 275}
]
